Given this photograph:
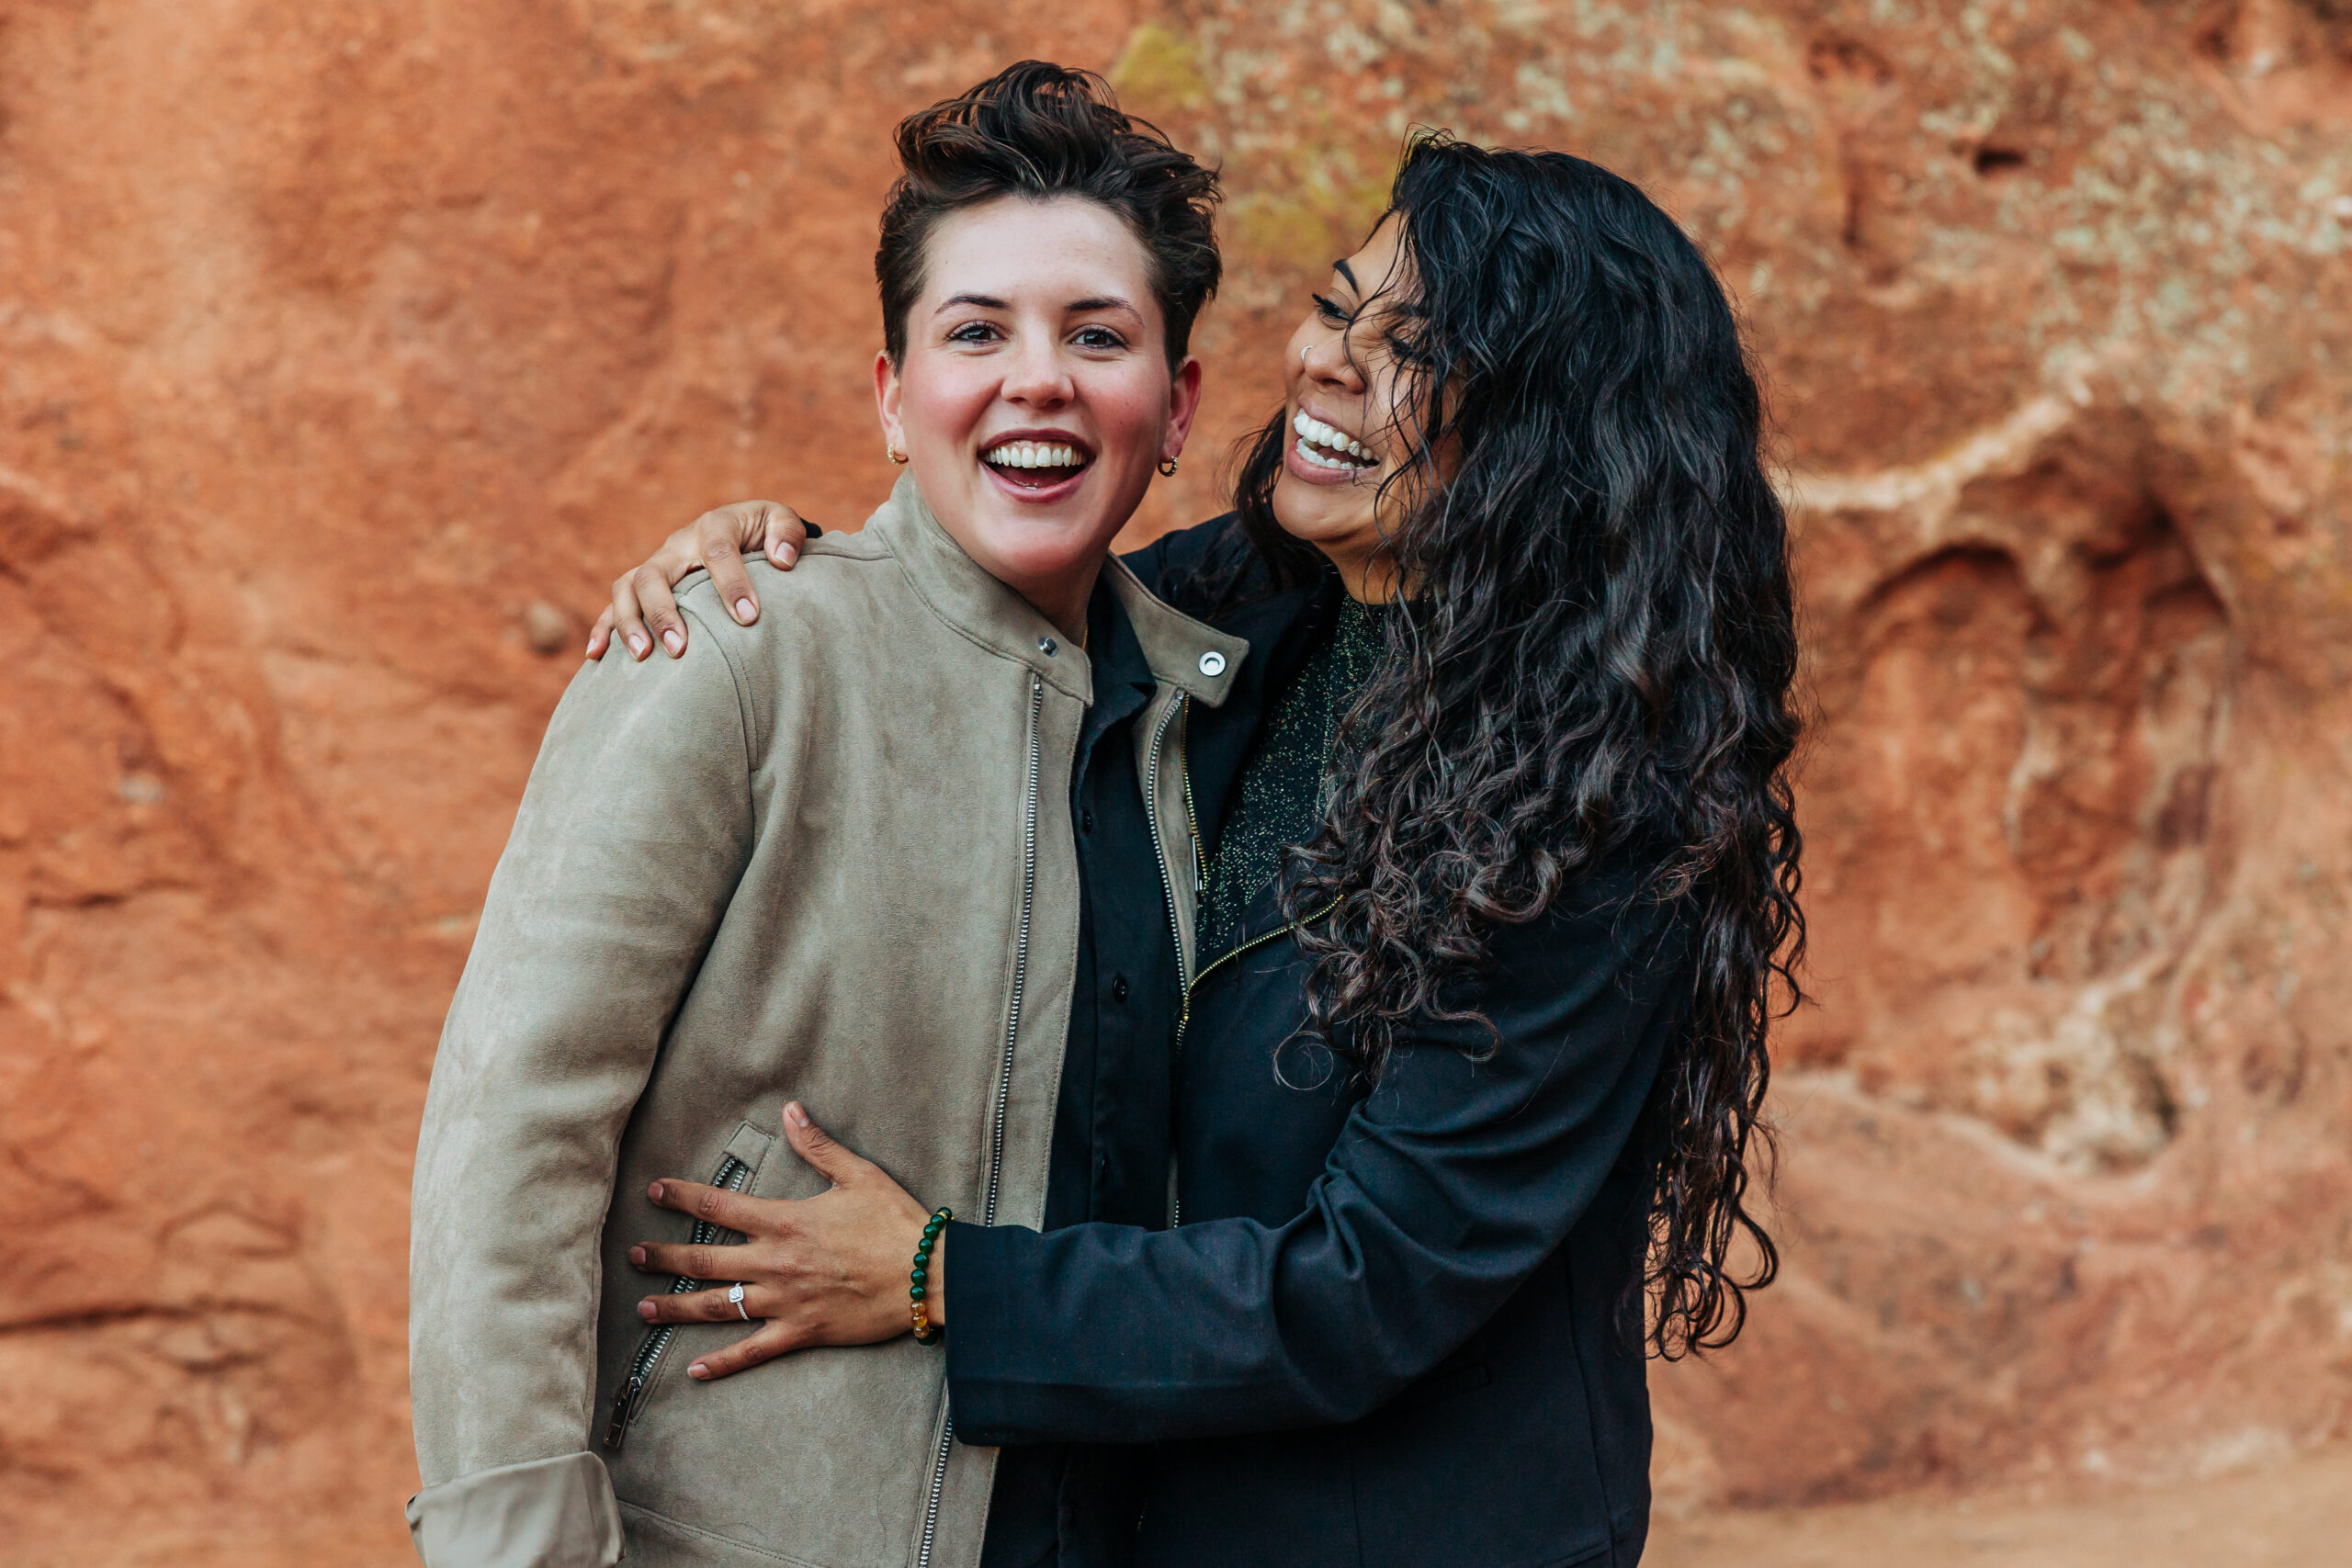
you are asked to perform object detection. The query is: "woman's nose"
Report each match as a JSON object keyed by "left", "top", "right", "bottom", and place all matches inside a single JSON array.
[
  {"left": 1299, "top": 327, "right": 1365, "bottom": 392},
  {"left": 1001, "top": 337, "right": 1075, "bottom": 407}
]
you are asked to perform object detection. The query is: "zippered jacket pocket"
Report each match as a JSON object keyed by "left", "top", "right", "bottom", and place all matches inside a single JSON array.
[{"left": 602, "top": 1121, "right": 776, "bottom": 1451}]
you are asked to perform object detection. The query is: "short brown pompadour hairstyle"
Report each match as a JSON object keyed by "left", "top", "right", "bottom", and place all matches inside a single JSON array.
[{"left": 876, "top": 61, "right": 1223, "bottom": 370}]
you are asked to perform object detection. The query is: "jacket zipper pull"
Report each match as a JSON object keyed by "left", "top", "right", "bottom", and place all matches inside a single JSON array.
[{"left": 603, "top": 1375, "right": 644, "bottom": 1452}]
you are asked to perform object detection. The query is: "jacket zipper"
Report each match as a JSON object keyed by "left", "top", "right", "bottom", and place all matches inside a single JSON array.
[
  {"left": 914, "top": 671, "right": 1045, "bottom": 1568},
  {"left": 601, "top": 1151, "right": 758, "bottom": 1452},
  {"left": 1144, "top": 694, "right": 1204, "bottom": 1229},
  {"left": 1167, "top": 898, "right": 1340, "bottom": 1228},
  {"left": 1182, "top": 703, "right": 1204, "bottom": 901},
  {"left": 1142, "top": 693, "right": 1195, "bottom": 987},
  {"left": 981, "top": 672, "right": 1044, "bottom": 1230}
]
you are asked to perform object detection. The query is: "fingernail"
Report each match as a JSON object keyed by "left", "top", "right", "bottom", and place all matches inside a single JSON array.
[
  {"left": 639, "top": 1299, "right": 657, "bottom": 1320},
  {"left": 629, "top": 1246, "right": 646, "bottom": 1267},
  {"left": 648, "top": 1181, "right": 666, "bottom": 1201},
  {"left": 785, "top": 1101, "right": 809, "bottom": 1129},
  {"left": 689, "top": 1362, "right": 708, "bottom": 1380},
  {"left": 628, "top": 634, "right": 649, "bottom": 657},
  {"left": 734, "top": 597, "right": 757, "bottom": 623},
  {"left": 777, "top": 544, "right": 797, "bottom": 567},
  {"left": 662, "top": 629, "right": 683, "bottom": 656}
]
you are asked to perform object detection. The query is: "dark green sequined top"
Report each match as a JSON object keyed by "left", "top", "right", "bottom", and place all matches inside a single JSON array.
[{"left": 1199, "top": 595, "right": 1390, "bottom": 959}]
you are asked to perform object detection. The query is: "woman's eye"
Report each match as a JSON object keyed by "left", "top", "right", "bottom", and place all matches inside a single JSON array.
[
  {"left": 1073, "top": 326, "right": 1127, "bottom": 350},
  {"left": 1311, "top": 292, "right": 1352, "bottom": 326},
  {"left": 947, "top": 321, "right": 1001, "bottom": 344}
]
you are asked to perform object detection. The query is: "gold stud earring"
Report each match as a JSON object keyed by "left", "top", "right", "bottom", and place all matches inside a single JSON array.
[
  {"left": 886, "top": 442, "right": 908, "bottom": 465},
  {"left": 1157, "top": 457, "right": 1179, "bottom": 477}
]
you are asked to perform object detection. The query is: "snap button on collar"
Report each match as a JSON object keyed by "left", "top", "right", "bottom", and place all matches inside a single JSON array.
[
  {"left": 1197, "top": 650, "right": 1227, "bottom": 677},
  {"left": 1038, "top": 636, "right": 1057, "bottom": 656}
]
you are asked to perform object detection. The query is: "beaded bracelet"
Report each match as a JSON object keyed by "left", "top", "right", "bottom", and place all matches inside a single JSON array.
[{"left": 910, "top": 1206, "right": 952, "bottom": 1344}]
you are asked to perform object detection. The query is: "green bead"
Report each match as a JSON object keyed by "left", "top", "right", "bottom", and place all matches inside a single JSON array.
[
  {"left": 910, "top": 1268, "right": 927, "bottom": 1283},
  {"left": 910, "top": 1285, "right": 926, "bottom": 1300}
]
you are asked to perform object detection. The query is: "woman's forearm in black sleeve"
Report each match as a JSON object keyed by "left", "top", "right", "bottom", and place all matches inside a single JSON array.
[{"left": 944, "top": 885, "right": 1691, "bottom": 1447}]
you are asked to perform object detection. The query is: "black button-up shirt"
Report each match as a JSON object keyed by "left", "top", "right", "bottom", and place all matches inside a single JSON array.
[{"left": 981, "top": 578, "right": 1182, "bottom": 1568}]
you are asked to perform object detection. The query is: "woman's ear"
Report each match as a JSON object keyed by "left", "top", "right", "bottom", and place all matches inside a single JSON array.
[
  {"left": 874, "top": 350, "right": 906, "bottom": 459},
  {"left": 1162, "top": 355, "right": 1205, "bottom": 464}
]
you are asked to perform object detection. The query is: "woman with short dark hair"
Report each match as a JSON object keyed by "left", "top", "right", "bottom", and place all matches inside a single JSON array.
[
  {"left": 405, "top": 63, "right": 1239, "bottom": 1568},
  {"left": 604, "top": 130, "right": 1803, "bottom": 1568}
]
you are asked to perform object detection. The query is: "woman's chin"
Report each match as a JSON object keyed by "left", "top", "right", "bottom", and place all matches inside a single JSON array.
[{"left": 1271, "top": 473, "right": 1381, "bottom": 555}]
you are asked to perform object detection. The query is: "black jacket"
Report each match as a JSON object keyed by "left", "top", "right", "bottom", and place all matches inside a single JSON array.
[{"left": 945, "top": 519, "right": 1694, "bottom": 1568}]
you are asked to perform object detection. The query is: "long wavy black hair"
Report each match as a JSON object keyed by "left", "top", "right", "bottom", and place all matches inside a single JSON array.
[{"left": 1229, "top": 135, "right": 1803, "bottom": 1357}]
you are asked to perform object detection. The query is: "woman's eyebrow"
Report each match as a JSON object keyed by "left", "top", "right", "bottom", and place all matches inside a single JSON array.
[
  {"left": 934, "top": 292, "right": 1010, "bottom": 314},
  {"left": 1332, "top": 258, "right": 1360, "bottom": 292},
  {"left": 1067, "top": 295, "right": 1138, "bottom": 314}
]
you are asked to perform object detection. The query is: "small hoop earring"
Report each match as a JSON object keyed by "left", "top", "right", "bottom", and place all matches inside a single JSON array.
[
  {"left": 886, "top": 442, "right": 908, "bottom": 465},
  {"left": 1157, "top": 457, "right": 1179, "bottom": 477}
]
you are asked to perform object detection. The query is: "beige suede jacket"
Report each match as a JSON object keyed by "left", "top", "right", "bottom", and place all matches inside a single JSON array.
[{"left": 406, "top": 476, "right": 1246, "bottom": 1568}]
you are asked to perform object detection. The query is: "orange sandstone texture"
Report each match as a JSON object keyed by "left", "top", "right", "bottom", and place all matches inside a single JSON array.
[{"left": 0, "top": 2, "right": 2347, "bottom": 1561}]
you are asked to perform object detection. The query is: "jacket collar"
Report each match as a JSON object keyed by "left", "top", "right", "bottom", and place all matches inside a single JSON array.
[
  {"left": 1103, "top": 555, "right": 1248, "bottom": 709},
  {"left": 868, "top": 474, "right": 1248, "bottom": 707},
  {"left": 1182, "top": 568, "right": 1343, "bottom": 856}
]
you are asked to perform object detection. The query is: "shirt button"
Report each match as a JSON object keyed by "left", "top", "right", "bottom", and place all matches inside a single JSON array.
[
  {"left": 1112, "top": 975, "right": 1130, "bottom": 1003},
  {"left": 1038, "top": 636, "right": 1057, "bottom": 656},
  {"left": 1197, "top": 650, "right": 1227, "bottom": 677},
  {"left": 1080, "top": 808, "right": 1095, "bottom": 834}
]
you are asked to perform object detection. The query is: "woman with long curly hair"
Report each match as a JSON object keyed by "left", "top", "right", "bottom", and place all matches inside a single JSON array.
[{"left": 599, "top": 130, "right": 1801, "bottom": 1567}]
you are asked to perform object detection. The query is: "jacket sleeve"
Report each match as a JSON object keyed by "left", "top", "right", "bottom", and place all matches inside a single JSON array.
[
  {"left": 405, "top": 609, "right": 757, "bottom": 1566},
  {"left": 944, "top": 878, "right": 1689, "bottom": 1444}
]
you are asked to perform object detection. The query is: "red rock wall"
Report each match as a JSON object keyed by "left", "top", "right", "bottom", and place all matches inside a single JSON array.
[{"left": 1, "top": 2, "right": 2346, "bottom": 1561}]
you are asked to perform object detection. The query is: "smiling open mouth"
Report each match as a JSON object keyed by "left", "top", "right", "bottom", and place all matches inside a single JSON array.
[
  {"left": 983, "top": 437, "right": 1092, "bottom": 490},
  {"left": 1292, "top": 411, "right": 1377, "bottom": 472}
]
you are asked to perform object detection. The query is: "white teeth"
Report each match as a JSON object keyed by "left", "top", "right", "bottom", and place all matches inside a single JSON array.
[
  {"left": 986, "top": 441, "right": 1086, "bottom": 470},
  {"left": 1290, "top": 410, "right": 1373, "bottom": 464}
]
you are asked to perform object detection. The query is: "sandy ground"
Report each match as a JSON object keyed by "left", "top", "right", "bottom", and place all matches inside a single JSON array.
[
  {"left": 1648, "top": 1443, "right": 2352, "bottom": 1568},
  {"left": 28, "top": 1442, "right": 2350, "bottom": 1567}
]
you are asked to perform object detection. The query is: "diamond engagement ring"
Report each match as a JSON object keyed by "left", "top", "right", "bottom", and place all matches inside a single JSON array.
[{"left": 727, "top": 1282, "right": 750, "bottom": 1321}]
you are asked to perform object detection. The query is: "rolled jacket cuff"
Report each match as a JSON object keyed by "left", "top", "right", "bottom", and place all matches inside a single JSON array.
[{"left": 405, "top": 1450, "right": 623, "bottom": 1568}]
